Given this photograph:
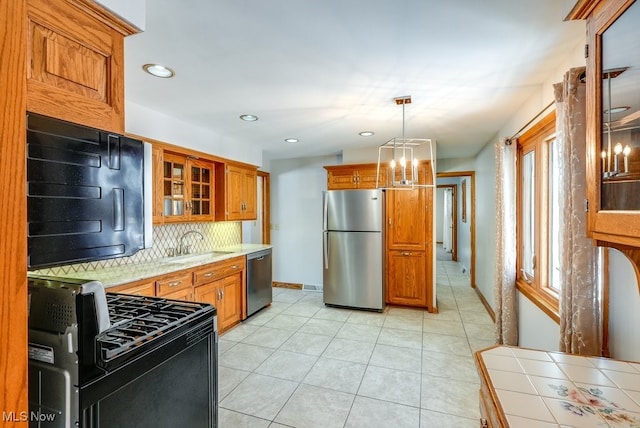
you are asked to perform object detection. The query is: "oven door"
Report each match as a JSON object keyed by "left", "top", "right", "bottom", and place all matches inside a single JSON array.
[{"left": 80, "top": 319, "right": 217, "bottom": 428}]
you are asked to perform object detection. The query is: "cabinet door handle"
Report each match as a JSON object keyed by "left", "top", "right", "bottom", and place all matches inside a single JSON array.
[
  {"left": 217, "top": 289, "right": 222, "bottom": 301},
  {"left": 402, "top": 252, "right": 412, "bottom": 256},
  {"left": 203, "top": 272, "right": 214, "bottom": 278},
  {"left": 231, "top": 265, "right": 238, "bottom": 269},
  {"left": 221, "top": 289, "right": 224, "bottom": 299},
  {"left": 168, "top": 280, "right": 182, "bottom": 287}
]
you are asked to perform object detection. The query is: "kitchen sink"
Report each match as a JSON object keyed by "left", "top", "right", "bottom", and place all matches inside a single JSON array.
[{"left": 163, "top": 251, "right": 234, "bottom": 265}]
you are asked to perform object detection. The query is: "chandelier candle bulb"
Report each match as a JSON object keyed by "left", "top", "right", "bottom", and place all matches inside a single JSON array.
[
  {"left": 602, "top": 150, "right": 607, "bottom": 174},
  {"left": 624, "top": 145, "right": 631, "bottom": 173},
  {"left": 614, "top": 142, "right": 623, "bottom": 172}
]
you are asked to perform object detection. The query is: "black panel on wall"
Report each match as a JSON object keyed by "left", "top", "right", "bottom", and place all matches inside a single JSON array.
[{"left": 26, "top": 113, "right": 144, "bottom": 268}]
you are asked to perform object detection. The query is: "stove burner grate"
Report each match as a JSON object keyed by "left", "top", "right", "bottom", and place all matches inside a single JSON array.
[{"left": 97, "top": 293, "right": 212, "bottom": 363}]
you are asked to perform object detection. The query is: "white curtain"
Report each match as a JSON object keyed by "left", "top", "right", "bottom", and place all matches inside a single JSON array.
[
  {"left": 495, "top": 138, "right": 518, "bottom": 345},
  {"left": 554, "top": 67, "right": 603, "bottom": 356},
  {"left": 442, "top": 188, "right": 452, "bottom": 253}
]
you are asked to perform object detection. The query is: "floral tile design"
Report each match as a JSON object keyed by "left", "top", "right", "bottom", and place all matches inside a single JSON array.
[
  {"left": 543, "top": 378, "right": 640, "bottom": 426},
  {"left": 478, "top": 346, "right": 640, "bottom": 428}
]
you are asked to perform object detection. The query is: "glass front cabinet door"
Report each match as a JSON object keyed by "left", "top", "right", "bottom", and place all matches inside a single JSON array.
[{"left": 570, "top": 0, "right": 640, "bottom": 261}]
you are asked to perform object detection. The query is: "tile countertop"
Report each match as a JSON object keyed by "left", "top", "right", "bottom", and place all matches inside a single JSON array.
[
  {"left": 31, "top": 244, "right": 272, "bottom": 288},
  {"left": 475, "top": 345, "right": 640, "bottom": 427}
]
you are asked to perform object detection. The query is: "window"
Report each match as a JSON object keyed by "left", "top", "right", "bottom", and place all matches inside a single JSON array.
[{"left": 516, "top": 111, "right": 560, "bottom": 321}]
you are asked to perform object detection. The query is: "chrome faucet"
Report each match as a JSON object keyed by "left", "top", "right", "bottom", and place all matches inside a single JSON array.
[{"left": 177, "top": 230, "right": 204, "bottom": 255}]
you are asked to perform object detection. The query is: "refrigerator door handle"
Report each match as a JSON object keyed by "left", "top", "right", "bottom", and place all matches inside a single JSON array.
[
  {"left": 323, "top": 231, "right": 329, "bottom": 269},
  {"left": 323, "top": 191, "right": 329, "bottom": 231}
]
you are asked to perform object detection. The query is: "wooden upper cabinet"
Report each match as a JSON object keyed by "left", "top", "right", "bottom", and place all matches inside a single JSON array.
[
  {"left": 160, "top": 151, "right": 214, "bottom": 223},
  {"left": 325, "top": 164, "right": 387, "bottom": 190},
  {"left": 216, "top": 163, "right": 257, "bottom": 221},
  {"left": 152, "top": 145, "right": 165, "bottom": 224},
  {"left": 568, "top": 0, "right": 640, "bottom": 281},
  {"left": 25, "top": 0, "right": 138, "bottom": 133}
]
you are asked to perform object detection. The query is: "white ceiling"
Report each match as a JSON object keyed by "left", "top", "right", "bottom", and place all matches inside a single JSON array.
[{"left": 124, "top": 0, "right": 585, "bottom": 161}]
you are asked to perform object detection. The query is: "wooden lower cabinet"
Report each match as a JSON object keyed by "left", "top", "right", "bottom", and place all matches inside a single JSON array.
[
  {"left": 386, "top": 250, "right": 428, "bottom": 307},
  {"left": 159, "top": 286, "right": 193, "bottom": 301},
  {"left": 104, "top": 256, "right": 246, "bottom": 333},
  {"left": 194, "top": 272, "right": 243, "bottom": 332},
  {"left": 218, "top": 274, "right": 243, "bottom": 331},
  {"left": 109, "top": 280, "right": 155, "bottom": 297}
]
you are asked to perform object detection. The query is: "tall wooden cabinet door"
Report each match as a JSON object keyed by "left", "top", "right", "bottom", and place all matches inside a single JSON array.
[
  {"left": 26, "top": 0, "right": 136, "bottom": 133},
  {"left": 241, "top": 168, "right": 257, "bottom": 219},
  {"left": 386, "top": 250, "right": 427, "bottom": 307},
  {"left": 162, "top": 153, "right": 189, "bottom": 223},
  {"left": 152, "top": 145, "right": 164, "bottom": 224},
  {"left": 225, "top": 165, "right": 244, "bottom": 220},
  {"left": 189, "top": 159, "right": 214, "bottom": 222},
  {"left": 386, "top": 188, "right": 426, "bottom": 250},
  {"left": 218, "top": 274, "right": 242, "bottom": 331},
  {"left": 326, "top": 167, "right": 357, "bottom": 189}
]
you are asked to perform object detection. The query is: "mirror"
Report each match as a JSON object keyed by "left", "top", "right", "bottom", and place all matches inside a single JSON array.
[{"left": 600, "top": 0, "right": 640, "bottom": 210}]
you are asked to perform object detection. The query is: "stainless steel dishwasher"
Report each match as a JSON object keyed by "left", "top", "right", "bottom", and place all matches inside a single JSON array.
[{"left": 246, "top": 249, "right": 272, "bottom": 317}]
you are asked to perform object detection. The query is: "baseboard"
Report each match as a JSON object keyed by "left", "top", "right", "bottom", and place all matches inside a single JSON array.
[
  {"left": 475, "top": 286, "right": 496, "bottom": 322},
  {"left": 272, "top": 281, "right": 303, "bottom": 290}
]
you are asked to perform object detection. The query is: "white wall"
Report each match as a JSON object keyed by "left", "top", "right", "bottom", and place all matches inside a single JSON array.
[
  {"left": 473, "top": 145, "right": 496, "bottom": 303},
  {"left": 125, "top": 100, "right": 263, "bottom": 167},
  {"left": 270, "top": 155, "right": 338, "bottom": 286},
  {"left": 96, "top": 0, "right": 146, "bottom": 30},
  {"left": 608, "top": 250, "right": 640, "bottom": 360}
]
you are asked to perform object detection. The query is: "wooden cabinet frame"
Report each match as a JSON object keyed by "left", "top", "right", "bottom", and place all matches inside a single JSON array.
[{"left": 568, "top": 0, "right": 640, "bottom": 288}]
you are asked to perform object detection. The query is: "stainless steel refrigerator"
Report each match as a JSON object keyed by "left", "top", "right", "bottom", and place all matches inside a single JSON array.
[{"left": 322, "top": 189, "right": 384, "bottom": 311}]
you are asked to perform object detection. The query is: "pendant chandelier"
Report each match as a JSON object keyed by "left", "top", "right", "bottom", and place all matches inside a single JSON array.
[{"left": 376, "top": 96, "right": 435, "bottom": 189}]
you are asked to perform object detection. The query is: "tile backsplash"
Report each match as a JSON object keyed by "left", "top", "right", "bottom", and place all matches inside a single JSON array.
[{"left": 32, "top": 222, "right": 241, "bottom": 275}]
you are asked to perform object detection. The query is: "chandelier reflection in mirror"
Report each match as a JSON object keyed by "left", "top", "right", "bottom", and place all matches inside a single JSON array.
[
  {"left": 376, "top": 96, "right": 436, "bottom": 189},
  {"left": 602, "top": 67, "right": 632, "bottom": 178}
]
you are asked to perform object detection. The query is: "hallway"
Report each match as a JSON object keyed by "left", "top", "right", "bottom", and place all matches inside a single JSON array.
[{"left": 217, "top": 258, "right": 494, "bottom": 427}]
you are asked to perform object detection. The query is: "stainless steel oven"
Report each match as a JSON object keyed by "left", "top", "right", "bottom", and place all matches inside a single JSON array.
[{"left": 28, "top": 276, "right": 218, "bottom": 427}]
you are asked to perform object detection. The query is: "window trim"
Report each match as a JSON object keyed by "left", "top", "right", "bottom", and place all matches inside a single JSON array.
[{"left": 516, "top": 111, "right": 560, "bottom": 323}]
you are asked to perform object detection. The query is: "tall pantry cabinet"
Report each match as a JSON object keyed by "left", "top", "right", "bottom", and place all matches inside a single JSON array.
[{"left": 385, "top": 163, "right": 434, "bottom": 310}]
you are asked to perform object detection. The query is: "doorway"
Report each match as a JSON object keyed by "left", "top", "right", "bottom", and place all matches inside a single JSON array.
[
  {"left": 242, "top": 171, "right": 271, "bottom": 244},
  {"left": 436, "top": 171, "right": 476, "bottom": 288},
  {"left": 437, "top": 184, "right": 457, "bottom": 261}
]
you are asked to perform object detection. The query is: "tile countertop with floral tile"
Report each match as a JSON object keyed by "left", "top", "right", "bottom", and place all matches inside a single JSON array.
[
  {"left": 475, "top": 345, "right": 640, "bottom": 427},
  {"left": 29, "top": 244, "right": 272, "bottom": 288}
]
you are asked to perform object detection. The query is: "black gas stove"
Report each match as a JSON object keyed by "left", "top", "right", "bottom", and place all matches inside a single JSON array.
[{"left": 28, "top": 276, "right": 218, "bottom": 428}]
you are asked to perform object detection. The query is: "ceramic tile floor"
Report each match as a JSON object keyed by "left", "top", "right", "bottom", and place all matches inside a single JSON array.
[{"left": 218, "top": 259, "right": 495, "bottom": 427}]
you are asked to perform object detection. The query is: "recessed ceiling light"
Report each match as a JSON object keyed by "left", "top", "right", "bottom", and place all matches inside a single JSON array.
[
  {"left": 359, "top": 131, "right": 374, "bottom": 137},
  {"left": 284, "top": 138, "right": 299, "bottom": 143},
  {"left": 604, "top": 106, "right": 630, "bottom": 114},
  {"left": 240, "top": 114, "right": 259, "bottom": 121},
  {"left": 142, "top": 64, "right": 175, "bottom": 78}
]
